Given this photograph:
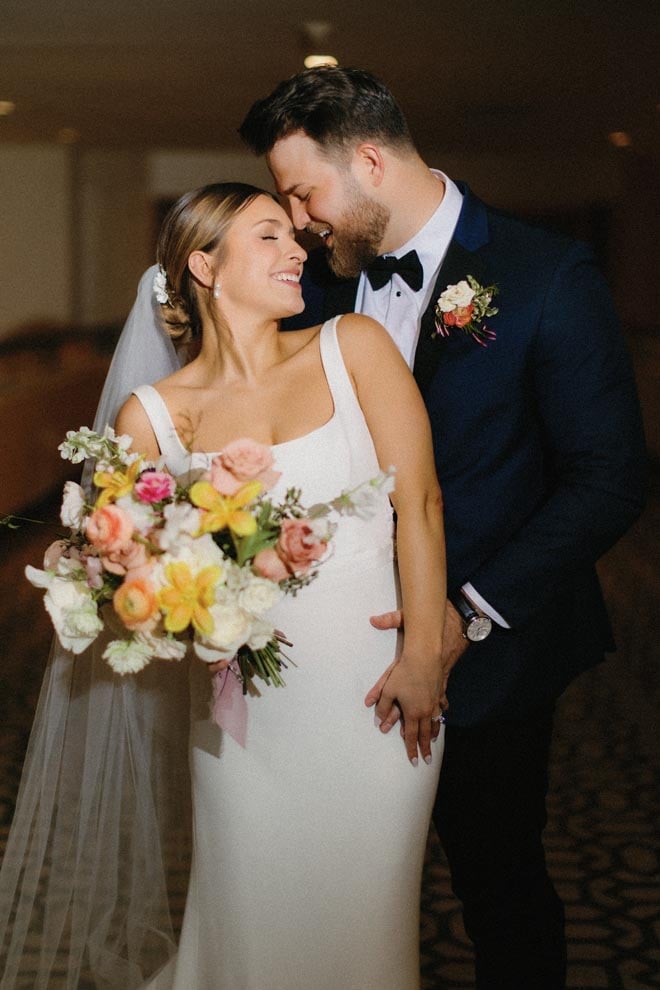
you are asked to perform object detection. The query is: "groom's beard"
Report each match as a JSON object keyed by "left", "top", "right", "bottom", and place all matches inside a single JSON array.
[{"left": 308, "top": 178, "right": 390, "bottom": 279}]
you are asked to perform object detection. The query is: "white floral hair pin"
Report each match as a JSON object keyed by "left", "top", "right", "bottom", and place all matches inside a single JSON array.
[{"left": 153, "top": 266, "right": 169, "bottom": 304}]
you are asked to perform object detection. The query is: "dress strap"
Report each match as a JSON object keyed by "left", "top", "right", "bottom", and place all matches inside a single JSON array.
[
  {"left": 319, "top": 315, "right": 364, "bottom": 422},
  {"left": 132, "top": 384, "right": 187, "bottom": 465}
]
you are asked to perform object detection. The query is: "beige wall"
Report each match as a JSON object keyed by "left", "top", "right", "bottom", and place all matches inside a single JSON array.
[
  {"left": 0, "top": 142, "right": 656, "bottom": 338},
  {"left": 78, "top": 149, "right": 151, "bottom": 324},
  {"left": 0, "top": 145, "right": 72, "bottom": 333}
]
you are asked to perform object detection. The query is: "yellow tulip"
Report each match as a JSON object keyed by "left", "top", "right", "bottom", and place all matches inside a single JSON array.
[
  {"left": 157, "top": 561, "right": 223, "bottom": 635},
  {"left": 189, "top": 480, "right": 261, "bottom": 536}
]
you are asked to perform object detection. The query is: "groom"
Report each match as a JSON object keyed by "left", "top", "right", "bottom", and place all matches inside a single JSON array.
[{"left": 239, "top": 67, "right": 646, "bottom": 988}]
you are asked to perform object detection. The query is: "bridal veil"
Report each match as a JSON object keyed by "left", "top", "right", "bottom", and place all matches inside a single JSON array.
[{"left": 0, "top": 267, "right": 191, "bottom": 989}]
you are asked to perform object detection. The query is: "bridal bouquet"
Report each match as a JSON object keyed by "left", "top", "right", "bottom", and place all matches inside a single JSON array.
[{"left": 26, "top": 427, "right": 394, "bottom": 708}]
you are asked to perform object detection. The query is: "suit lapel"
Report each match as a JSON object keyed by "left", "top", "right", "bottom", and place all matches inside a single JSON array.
[{"left": 413, "top": 188, "right": 490, "bottom": 395}]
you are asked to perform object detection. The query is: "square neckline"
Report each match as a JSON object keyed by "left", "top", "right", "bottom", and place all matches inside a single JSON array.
[{"left": 137, "top": 317, "right": 342, "bottom": 459}]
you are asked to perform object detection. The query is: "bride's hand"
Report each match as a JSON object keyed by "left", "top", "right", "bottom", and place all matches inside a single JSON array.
[{"left": 371, "top": 655, "right": 446, "bottom": 765}]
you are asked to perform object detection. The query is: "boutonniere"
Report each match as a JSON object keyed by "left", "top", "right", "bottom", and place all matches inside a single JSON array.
[{"left": 433, "top": 275, "right": 499, "bottom": 347}]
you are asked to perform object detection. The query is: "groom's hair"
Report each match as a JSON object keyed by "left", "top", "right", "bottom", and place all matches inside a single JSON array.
[{"left": 239, "top": 66, "right": 415, "bottom": 157}]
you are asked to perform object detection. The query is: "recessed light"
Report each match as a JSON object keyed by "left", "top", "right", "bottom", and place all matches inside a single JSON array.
[
  {"left": 0, "top": 100, "right": 16, "bottom": 116},
  {"left": 57, "top": 127, "right": 81, "bottom": 144},
  {"left": 608, "top": 131, "right": 632, "bottom": 148},
  {"left": 304, "top": 54, "right": 338, "bottom": 68}
]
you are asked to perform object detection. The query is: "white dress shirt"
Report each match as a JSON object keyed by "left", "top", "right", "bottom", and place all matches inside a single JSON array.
[
  {"left": 355, "top": 170, "right": 463, "bottom": 368},
  {"left": 354, "top": 170, "right": 510, "bottom": 629}
]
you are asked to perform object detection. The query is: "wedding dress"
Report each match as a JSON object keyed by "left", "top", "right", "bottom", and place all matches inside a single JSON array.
[
  {"left": 0, "top": 308, "right": 442, "bottom": 990},
  {"left": 140, "top": 316, "right": 443, "bottom": 990}
]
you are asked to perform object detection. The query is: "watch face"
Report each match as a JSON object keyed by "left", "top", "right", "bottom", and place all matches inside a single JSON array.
[{"left": 467, "top": 615, "right": 492, "bottom": 642}]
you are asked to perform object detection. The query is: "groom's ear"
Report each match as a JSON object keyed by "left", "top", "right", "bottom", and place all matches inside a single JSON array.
[{"left": 353, "top": 143, "right": 385, "bottom": 188}]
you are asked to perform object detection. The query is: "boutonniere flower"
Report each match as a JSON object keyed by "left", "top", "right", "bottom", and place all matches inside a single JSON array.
[{"left": 434, "top": 275, "right": 499, "bottom": 347}]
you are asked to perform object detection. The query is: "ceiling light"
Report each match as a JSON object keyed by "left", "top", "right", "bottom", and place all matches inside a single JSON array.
[
  {"left": 57, "top": 127, "right": 81, "bottom": 144},
  {"left": 0, "top": 100, "right": 16, "bottom": 116},
  {"left": 304, "top": 54, "right": 338, "bottom": 68},
  {"left": 608, "top": 131, "right": 632, "bottom": 148}
]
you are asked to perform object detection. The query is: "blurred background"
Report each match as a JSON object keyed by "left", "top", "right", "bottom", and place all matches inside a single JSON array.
[
  {"left": 1, "top": 0, "right": 659, "bottom": 503},
  {"left": 1, "top": 0, "right": 660, "bottom": 485},
  {"left": 1, "top": 2, "right": 659, "bottom": 987}
]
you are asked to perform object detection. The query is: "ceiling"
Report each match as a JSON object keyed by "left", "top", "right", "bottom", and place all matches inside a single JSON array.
[{"left": 1, "top": 0, "right": 659, "bottom": 160}]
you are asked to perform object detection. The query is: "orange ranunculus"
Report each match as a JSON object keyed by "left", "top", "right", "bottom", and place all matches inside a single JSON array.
[
  {"left": 453, "top": 303, "right": 474, "bottom": 328},
  {"left": 189, "top": 479, "right": 261, "bottom": 536},
  {"left": 113, "top": 578, "right": 158, "bottom": 631}
]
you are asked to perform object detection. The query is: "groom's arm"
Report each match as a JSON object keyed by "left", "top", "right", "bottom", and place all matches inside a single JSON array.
[{"left": 466, "top": 242, "right": 646, "bottom": 628}]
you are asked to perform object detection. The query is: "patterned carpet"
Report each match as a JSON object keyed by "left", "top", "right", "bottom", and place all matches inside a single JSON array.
[{"left": 1, "top": 478, "right": 659, "bottom": 989}]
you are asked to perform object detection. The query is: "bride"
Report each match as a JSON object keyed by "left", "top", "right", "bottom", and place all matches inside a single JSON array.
[{"left": 0, "top": 182, "right": 446, "bottom": 990}]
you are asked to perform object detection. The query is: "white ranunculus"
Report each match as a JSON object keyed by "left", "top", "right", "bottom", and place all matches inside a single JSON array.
[
  {"left": 157, "top": 502, "right": 203, "bottom": 552},
  {"left": 197, "top": 603, "right": 252, "bottom": 658},
  {"left": 114, "top": 493, "right": 156, "bottom": 533},
  {"left": 103, "top": 637, "right": 153, "bottom": 674},
  {"left": 437, "top": 280, "right": 475, "bottom": 312},
  {"left": 238, "top": 576, "right": 282, "bottom": 616},
  {"left": 26, "top": 565, "right": 103, "bottom": 653},
  {"left": 60, "top": 481, "right": 87, "bottom": 530}
]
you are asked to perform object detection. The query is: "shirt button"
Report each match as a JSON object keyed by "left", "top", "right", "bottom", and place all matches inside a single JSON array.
[{"left": 396, "top": 291, "right": 401, "bottom": 297}]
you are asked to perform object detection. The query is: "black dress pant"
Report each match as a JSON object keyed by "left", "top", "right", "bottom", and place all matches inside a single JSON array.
[{"left": 433, "top": 703, "right": 567, "bottom": 989}]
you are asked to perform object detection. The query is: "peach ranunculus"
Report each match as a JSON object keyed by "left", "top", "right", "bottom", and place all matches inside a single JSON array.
[
  {"left": 102, "top": 539, "right": 153, "bottom": 580},
  {"left": 113, "top": 577, "right": 158, "bottom": 631},
  {"left": 275, "top": 518, "right": 328, "bottom": 576},
  {"left": 211, "top": 439, "right": 281, "bottom": 496},
  {"left": 252, "top": 547, "right": 289, "bottom": 583},
  {"left": 86, "top": 504, "right": 134, "bottom": 555}
]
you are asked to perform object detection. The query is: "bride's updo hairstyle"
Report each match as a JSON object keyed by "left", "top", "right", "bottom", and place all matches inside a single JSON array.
[{"left": 156, "top": 182, "right": 266, "bottom": 343}]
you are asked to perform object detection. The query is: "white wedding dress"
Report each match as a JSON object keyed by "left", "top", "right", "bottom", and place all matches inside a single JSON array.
[{"left": 134, "top": 316, "right": 443, "bottom": 990}]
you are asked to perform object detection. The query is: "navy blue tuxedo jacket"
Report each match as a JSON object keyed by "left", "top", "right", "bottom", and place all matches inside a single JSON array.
[{"left": 284, "top": 185, "right": 646, "bottom": 726}]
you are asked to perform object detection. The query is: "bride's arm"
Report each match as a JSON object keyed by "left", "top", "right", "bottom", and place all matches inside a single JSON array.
[{"left": 337, "top": 315, "right": 447, "bottom": 765}]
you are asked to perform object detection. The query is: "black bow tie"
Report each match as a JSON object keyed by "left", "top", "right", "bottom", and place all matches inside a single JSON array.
[{"left": 366, "top": 249, "right": 423, "bottom": 292}]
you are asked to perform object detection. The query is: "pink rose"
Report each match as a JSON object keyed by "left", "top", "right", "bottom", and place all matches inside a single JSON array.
[
  {"left": 211, "top": 438, "right": 281, "bottom": 495},
  {"left": 276, "top": 518, "right": 327, "bottom": 576},
  {"left": 134, "top": 470, "right": 176, "bottom": 504},
  {"left": 253, "top": 547, "right": 289, "bottom": 582},
  {"left": 86, "top": 504, "right": 134, "bottom": 554},
  {"left": 102, "top": 540, "right": 152, "bottom": 580}
]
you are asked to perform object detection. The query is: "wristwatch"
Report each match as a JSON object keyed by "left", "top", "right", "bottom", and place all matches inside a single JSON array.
[{"left": 452, "top": 591, "right": 493, "bottom": 643}]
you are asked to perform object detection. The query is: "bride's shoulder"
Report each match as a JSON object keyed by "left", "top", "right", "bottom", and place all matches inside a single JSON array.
[{"left": 335, "top": 314, "right": 399, "bottom": 360}]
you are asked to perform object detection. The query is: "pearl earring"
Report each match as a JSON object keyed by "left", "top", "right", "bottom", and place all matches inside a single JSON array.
[{"left": 213, "top": 281, "right": 221, "bottom": 299}]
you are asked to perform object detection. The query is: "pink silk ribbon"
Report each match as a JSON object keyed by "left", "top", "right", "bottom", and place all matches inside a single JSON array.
[{"left": 211, "top": 666, "right": 248, "bottom": 747}]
